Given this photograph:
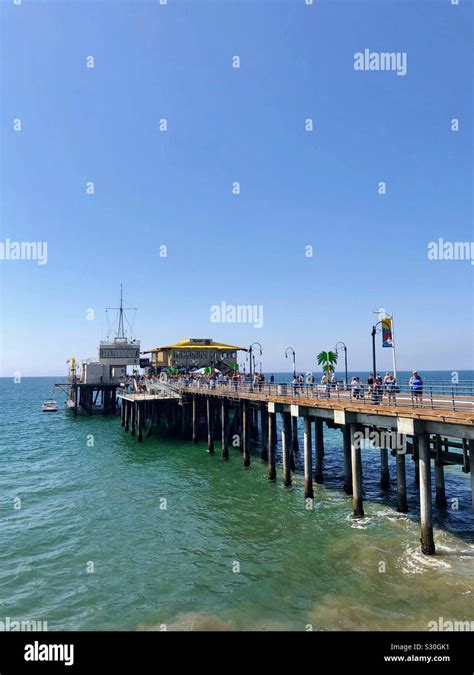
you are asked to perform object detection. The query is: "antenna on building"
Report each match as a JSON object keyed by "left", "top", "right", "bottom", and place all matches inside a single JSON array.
[{"left": 106, "top": 285, "right": 137, "bottom": 342}]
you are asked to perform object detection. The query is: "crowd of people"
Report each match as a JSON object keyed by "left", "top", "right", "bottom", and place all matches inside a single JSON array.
[{"left": 122, "top": 369, "right": 425, "bottom": 406}]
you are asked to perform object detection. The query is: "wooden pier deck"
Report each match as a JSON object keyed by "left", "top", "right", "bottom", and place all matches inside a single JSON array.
[{"left": 116, "top": 382, "right": 474, "bottom": 556}]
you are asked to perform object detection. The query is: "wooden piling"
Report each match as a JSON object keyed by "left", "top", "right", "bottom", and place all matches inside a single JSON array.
[
  {"left": 292, "top": 416, "right": 299, "bottom": 453},
  {"left": 221, "top": 399, "right": 229, "bottom": 460},
  {"left": 350, "top": 423, "right": 364, "bottom": 517},
  {"left": 470, "top": 439, "right": 474, "bottom": 511},
  {"left": 418, "top": 432, "right": 435, "bottom": 555},
  {"left": 260, "top": 402, "right": 268, "bottom": 462},
  {"left": 396, "top": 452, "right": 408, "bottom": 512},
  {"left": 242, "top": 400, "right": 250, "bottom": 468},
  {"left": 137, "top": 402, "right": 143, "bottom": 442},
  {"left": 434, "top": 461, "right": 447, "bottom": 507},
  {"left": 206, "top": 397, "right": 214, "bottom": 453},
  {"left": 303, "top": 416, "right": 313, "bottom": 499},
  {"left": 130, "top": 402, "right": 136, "bottom": 436},
  {"left": 434, "top": 435, "right": 447, "bottom": 507},
  {"left": 380, "top": 448, "right": 390, "bottom": 490},
  {"left": 343, "top": 425, "right": 352, "bottom": 495},
  {"left": 314, "top": 418, "right": 324, "bottom": 484},
  {"left": 251, "top": 407, "right": 259, "bottom": 441},
  {"left": 268, "top": 410, "right": 276, "bottom": 481},
  {"left": 413, "top": 436, "right": 420, "bottom": 486},
  {"left": 146, "top": 403, "right": 154, "bottom": 438},
  {"left": 192, "top": 395, "right": 198, "bottom": 443},
  {"left": 124, "top": 400, "right": 129, "bottom": 432},
  {"left": 121, "top": 401, "right": 125, "bottom": 427},
  {"left": 281, "top": 412, "right": 292, "bottom": 487}
]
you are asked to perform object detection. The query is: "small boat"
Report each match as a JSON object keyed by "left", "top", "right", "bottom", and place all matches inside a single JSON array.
[{"left": 42, "top": 399, "right": 58, "bottom": 412}]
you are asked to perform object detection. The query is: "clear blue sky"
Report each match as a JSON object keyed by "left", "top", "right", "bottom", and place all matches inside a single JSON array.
[{"left": 1, "top": 0, "right": 472, "bottom": 376}]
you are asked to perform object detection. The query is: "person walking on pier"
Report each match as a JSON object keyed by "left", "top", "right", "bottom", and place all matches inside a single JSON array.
[
  {"left": 321, "top": 372, "right": 330, "bottom": 399},
  {"left": 292, "top": 374, "right": 299, "bottom": 396},
  {"left": 366, "top": 373, "right": 374, "bottom": 398},
  {"left": 409, "top": 371, "right": 424, "bottom": 407},
  {"left": 351, "top": 376, "right": 361, "bottom": 399},
  {"left": 371, "top": 374, "right": 383, "bottom": 405},
  {"left": 386, "top": 373, "right": 397, "bottom": 404}
]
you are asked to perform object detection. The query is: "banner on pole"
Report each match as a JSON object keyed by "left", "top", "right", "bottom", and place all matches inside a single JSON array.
[{"left": 382, "top": 318, "right": 393, "bottom": 347}]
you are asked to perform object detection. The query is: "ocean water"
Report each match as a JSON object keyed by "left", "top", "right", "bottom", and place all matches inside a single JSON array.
[{"left": 0, "top": 375, "right": 473, "bottom": 632}]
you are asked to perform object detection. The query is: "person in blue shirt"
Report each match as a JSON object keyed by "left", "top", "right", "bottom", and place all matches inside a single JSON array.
[{"left": 409, "top": 371, "right": 424, "bottom": 407}]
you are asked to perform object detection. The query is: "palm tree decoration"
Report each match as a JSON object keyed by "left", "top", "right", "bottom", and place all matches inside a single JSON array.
[{"left": 317, "top": 350, "right": 338, "bottom": 381}]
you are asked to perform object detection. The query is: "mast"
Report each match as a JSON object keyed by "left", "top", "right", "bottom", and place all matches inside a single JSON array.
[
  {"left": 117, "top": 284, "right": 125, "bottom": 340},
  {"left": 106, "top": 285, "right": 136, "bottom": 343}
]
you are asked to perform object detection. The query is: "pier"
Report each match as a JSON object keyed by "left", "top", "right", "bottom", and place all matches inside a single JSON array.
[{"left": 117, "top": 379, "right": 474, "bottom": 556}]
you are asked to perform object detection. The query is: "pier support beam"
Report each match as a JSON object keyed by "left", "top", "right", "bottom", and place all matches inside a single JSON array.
[
  {"left": 303, "top": 416, "right": 313, "bottom": 499},
  {"left": 124, "top": 401, "right": 130, "bottom": 432},
  {"left": 396, "top": 452, "right": 408, "bottom": 513},
  {"left": 434, "top": 435, "right": 447, "bottom": 507},
  {"left": 413, "top": 436, "right": 420, "bottom": 486},
  {"left": 137, "top": 403, "right": 143, "bottom": 442},
  {"left": 343, "top": 425, "right": 352, "bottom": 495},
  {"left": 292, "top": 417, "right": 299, "bottom": 453},
  {"left": 380, "top": 447, "right": 390, "bottom": 490},
  {"left": 221, "top": 399, "right": 229, "bottom": 460},
  {"left": 268, "top": 411, "right": 276, "bottom": 481},
  {"left": 206, "top": 398, "right": 214, "bottom": 453},
  {"left": 242, "top": 400, "right": 250, "bottom": 468},
  {"left": 350, "top": 423, "right": 364, "bottom": 517},
  {"left": 314, "top": 418, "right": 324, "bottom": 484},
  {"left": 260, "top": 403, "right": 268, "bottom": 462},
  {"left": 418, "top": 432, "right": 435, "bottom": 555},
  {"left": 281, "top": 412, "right": 292, "bottom": 487},
  {"left": 470, "top": 440, "right": 474, "bottom": 511},
  {"left": 130, "top": 402, "right": 136, "bottom": 436},
  {"left": 192, "top": 396, "right": 198, "bottom": 443},
  {"left": 434, "top": 461, "right": 447, "bottom": 507},
  {"left": 121, "top": 401, "right": 125, "bottom": 427}
]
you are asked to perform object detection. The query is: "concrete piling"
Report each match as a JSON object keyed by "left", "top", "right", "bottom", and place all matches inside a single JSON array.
[
  {"left": 137, "top": 402, "right": 143, "bottom": 442},
  {"left": 130, "top": 402, "right": 136, "bottom": 436},
  {"left": 192, "top": 395, "right": 198, "bottom": 443},
  {"left": 268, "top": 410, "right": 276, "bottom": 481},
  {"left": 281, "top": 411, "right": 292, "bottom": 487},
  {"left": 380, "top": 447, "right": 390, "bottom": 490},
  {"left": 206, "top": 397, "right": 214, "bottom": 454},
  {"left": 350, "top": 423, "right": 364, "bottom": 517},
  {"left": 242, "top": 400, "right": 250, "bottom": 468},
  {"left": 292, "top": 417, "right": 299, "bottom": 453},
  {"left": 418, "top": 432, "right": 435, "bottom": 555},
  {"left": 343, "top": 425, "right": 352, "bottom": 495},
  {"left": 260, "top": 402, "right": 268, "bottom": 462},
  {"left": 396, "top": 452, "right": 408, "bottom": 512},
  {"left": 221, "top": 398, "right": 229, "bottom": 460},
  {"left": 314, "top": 418, "right": 324, "bottom": 484},
  {"left": 434, "top": 435, "right": 447, "bottom": 507},
  {"left": 303, "top": 416, "right": 313, "bottom": 499},
  {"left": 470, "top": 439, "right": 474, "bottom": 511},
  {"left": 124, "top": 401, "right": 129, "bottom": 432}
]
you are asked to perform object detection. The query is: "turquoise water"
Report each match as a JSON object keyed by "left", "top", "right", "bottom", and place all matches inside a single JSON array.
[{"left": 1, "top": 376, "right": 473, "bottom": 631}]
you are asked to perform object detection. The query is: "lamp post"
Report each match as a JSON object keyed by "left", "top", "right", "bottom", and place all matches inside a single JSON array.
[
  {"left": 334, "top": 341, "right": 348, "bottom": 388},
  {"left": 285, "top": 347, "right": 296, "bottom": 379},
  {"left": 248, "top": 342, "right": 262, "bottom": 380}
]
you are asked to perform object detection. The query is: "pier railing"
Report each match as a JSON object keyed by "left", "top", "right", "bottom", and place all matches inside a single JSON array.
[{"left": 164, "top": 379, "right": 474, "bottom": 413}]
